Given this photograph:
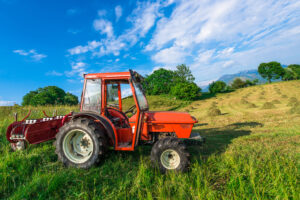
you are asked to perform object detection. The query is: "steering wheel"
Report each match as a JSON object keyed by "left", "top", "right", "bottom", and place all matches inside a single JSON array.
[{"left": 124, "top": 105, "right": 137, "bottom": 115}]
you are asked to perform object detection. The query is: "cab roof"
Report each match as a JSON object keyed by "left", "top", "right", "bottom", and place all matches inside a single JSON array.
[{"left": 84, "top": 71, "right": 131, "bottom": 79}]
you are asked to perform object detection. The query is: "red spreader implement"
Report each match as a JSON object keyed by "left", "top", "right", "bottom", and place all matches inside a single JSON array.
[{"left": 6, "top": 70, "right": 204, "bottom": 173}]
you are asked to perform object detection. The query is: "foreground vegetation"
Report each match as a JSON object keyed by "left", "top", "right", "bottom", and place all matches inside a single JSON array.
[{"left": 0, "top": 81, "right": 299, "bottom": 199}]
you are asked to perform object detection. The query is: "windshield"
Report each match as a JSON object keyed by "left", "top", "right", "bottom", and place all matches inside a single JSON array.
[{"left": 132, "top": 78, "right": 148, "bottom": 111}]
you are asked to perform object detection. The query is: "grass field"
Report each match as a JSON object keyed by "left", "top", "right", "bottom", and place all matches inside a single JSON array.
[{"left": 0, "top": 81, "right": 299, "bottom": 199}]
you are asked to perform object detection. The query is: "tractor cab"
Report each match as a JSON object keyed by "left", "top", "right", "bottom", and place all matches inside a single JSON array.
[{"left": 80, "top": 70, "right": 148, "bottom": 150}]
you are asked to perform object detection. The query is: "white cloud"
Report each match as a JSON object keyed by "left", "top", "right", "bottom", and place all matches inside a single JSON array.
[
  {"left": 194, "top": 49, "right": 215, "bottom": 64},
  {"left": 115, "top": 5, "right": 122, "bottom": 21},
  {"left": 65, "top": 62, "right": 87, "bottom": 77},
  {"left": 0, "top": 101, "right": 16, "bottom": 106},
  {"left": 152, "top": 45, "right": 187, "bottom": 65},
  {"left": 93, "top": 19, "right": 114, "bottom": 38},
  {"left": 13, "top": 49, "right": 47, "bottom": 61},
  {"left": 46, "top": 70, "right": 63, "bottom": 76}
]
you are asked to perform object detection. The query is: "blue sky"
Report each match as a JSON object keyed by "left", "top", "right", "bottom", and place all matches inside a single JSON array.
[{"left": 0, "top": 0, "right": 300, "bottom": 105}]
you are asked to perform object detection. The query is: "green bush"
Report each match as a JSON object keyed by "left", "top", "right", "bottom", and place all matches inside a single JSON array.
[
  {"left": 22, "top": 86, "right": 78, "bottom": 106},
  {"left": 209, "top": 81, "right": 227, "bottom": 94},
  {"left": 231, "top": 78, "right": 246, "bottom": 89},
  {"left": 170, "top": 82, "right": 201, "bottom": 100}
]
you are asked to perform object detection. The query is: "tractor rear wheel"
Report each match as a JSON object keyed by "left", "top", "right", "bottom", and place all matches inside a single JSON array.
[
  {"left": 55, "top": 118, "right": 106, "bottom": 169},
  {"left": 150, "top": 138, "right": 190, "bottom": 173}
]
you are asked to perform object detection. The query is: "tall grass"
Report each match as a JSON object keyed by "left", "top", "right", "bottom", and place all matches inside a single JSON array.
[{"left": 0, "top": 82, "right": 300, "bottom": 199}]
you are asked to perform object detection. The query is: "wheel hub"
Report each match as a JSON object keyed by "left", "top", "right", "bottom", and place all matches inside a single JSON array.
[
  {"left": 63, "top": 129, "right": 94, "bottom": 164},
  {"left": 160, "top": 149, "right": 180, "bottom": 170}
]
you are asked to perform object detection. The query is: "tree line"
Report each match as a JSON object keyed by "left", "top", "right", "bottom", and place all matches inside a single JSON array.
[{"left": 21, "top": 62, "right": 300, "bottom": 105}]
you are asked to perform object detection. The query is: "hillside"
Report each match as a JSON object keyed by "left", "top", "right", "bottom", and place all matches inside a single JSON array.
[
  {"left": 0, "top": 81, "right": 299, "bottom": 199},
  {"left": 202, "top": 68, "right": 287, "bottom": 92},
  {"left": 217, "top": 69, "right": 266, "bottom": 84}
]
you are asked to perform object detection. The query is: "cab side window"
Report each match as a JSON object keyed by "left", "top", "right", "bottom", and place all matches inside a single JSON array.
[{"left": 82, "top": 79, "right": 101, "bottom": 113}]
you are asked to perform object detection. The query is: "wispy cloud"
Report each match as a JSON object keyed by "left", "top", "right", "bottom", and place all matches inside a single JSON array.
[
  {"left": 147, "top": 0, "right": 300, "bottom": 83},
  {"left": 115, "top": 5, "right": 122, "bottom": 21},
  {"left": 93, "top": 18, "right": 114, "bottom": 38},
  {"left": 13, "top": 49, "right": 47, "bottom": 61},
  {"left": 68, "top": 29, "right": 81, "bottom": 35},
  {"left": 67, "top": 8, "right": 79, "bottom": 16},
  {"left": 68, "top": 1, "right": 166, "bottom": 58},
  {"left": 65, "top": 62, "right": 87, "bottom": 78},
  {"left": 46, "top": 70, "right": 63, "bottom": 76}
]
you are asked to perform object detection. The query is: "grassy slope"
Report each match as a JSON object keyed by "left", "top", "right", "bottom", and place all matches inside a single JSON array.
[{"left": 0, "top": 81, "right": 299, "bottom": 199}]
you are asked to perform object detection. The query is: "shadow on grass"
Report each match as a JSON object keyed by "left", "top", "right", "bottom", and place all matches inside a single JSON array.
[
  {"left": 103, "top": 121, "right": 263, "bottom": 167},
  {"left": 189, "top": 121, "right": 263, "bottom": 161}
]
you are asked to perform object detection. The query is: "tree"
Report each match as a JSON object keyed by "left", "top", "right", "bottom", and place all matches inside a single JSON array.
[
  {"left": 22, "top": 91, "right": 38, "bottom": 106},
  {"left": 170, "top": 82, "right": 201, "bottom": 100},
  {"left": 64, "top": 92, "right": 79, "bottom": 105},
  {"left": 209, "top": 81, "right": 227, "bottom": 94},
  {"left": 231, "top": 78, "right": 246, "bottom": 89},
  {"left": 283, "top": 68, "right": 297, "bottom": 81},
  {"left": 174, "top": 64, "right": 195, "bottom": 83},
  {"left": 245, "top": 79, "right": 258, "bottom": 87},
  {"left": 142, "top": 68, "right": 176, "bottom": 95},
  {"left": 22, "top": 86, "right": 78, "bottom": 106},
  {"left": 287, "top": 64, "right": 300, "bottom": 79},
  {"left": 258, "top": 61, "right": 285, "bottom": 83}
]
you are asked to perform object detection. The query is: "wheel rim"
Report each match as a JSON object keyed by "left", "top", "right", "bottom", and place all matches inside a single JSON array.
[
  {"left": 160, "top": 149, "right": 180, "bottom": 170},
  {"left": 63, "top": 129, "right": 94, "bottom": 164}
]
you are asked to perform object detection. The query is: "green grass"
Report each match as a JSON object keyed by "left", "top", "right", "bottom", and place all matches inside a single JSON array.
[{"left": 0, "top": 82, "right": 300, "bottom": 199}]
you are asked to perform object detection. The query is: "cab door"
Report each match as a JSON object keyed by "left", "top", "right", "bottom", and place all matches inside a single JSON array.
[{"left": 81, "top": 79, "right": 102, "bottom": 113}]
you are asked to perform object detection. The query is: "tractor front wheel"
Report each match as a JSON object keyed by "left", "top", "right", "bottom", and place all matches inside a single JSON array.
[
  {"left": 55, "top": 118, "right": 106, "bottom": 169},
  {"left": 150, "top": 138, "right": 190, "bottom": 173}
]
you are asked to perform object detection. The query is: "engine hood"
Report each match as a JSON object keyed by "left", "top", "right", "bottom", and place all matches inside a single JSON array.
[{"left": 144, "top": 111, "right": 197, "bottom": 124}]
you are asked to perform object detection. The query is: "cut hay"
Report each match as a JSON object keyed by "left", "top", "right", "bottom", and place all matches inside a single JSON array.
[
  {"left": 271, "top": 99, "right": 281, "bottom": 104},
  {"left": 289, "top": 105, "right": 300, "bottom": 114},
  {"left": 207, "top": 107, "right": 222, "bottom": 116},
  {"left": 261, "top": 102, "right": 276, "bottom": 109},
  {"left": 240, "top": 99, "right": 249, "bottom": 104},
  {"left": 259, "top": 96, "right": 265, "bottom": 100},
  {"left": 287, "top": 97, "right": 299, "bottom": 106},
  {"left": 211, "top": 101, "right": 218, "bottom": 106},
  {"left": 247, "top": 103, "right": 257, "bottom": 108}
]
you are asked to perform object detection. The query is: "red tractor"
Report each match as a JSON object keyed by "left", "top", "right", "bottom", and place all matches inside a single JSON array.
[{"left": 6, "top": 70, "right": 204, "bottom": 173}]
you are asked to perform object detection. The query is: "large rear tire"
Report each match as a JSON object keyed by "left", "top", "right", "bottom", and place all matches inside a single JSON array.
[
  {"left": 150, "top": 138, "right": 190, "bottom": 173},
  {"left": 55, "top": 118, "right": 106, "bottom": 169}
]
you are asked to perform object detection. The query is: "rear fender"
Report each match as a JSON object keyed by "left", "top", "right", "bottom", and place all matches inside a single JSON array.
[{"left": 72, "top": 112, "right": 117, "bottom": 148}]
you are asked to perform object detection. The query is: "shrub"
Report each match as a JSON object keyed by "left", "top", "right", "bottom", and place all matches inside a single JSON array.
[
  {"left": 209, "top": 81, "right": 227, "bottom": 94},
  {"left": 281, "top": 95, "right": 288, "bottom": 98},
  {"left": 261, "top": 102, "right": 276, "bottom": 109},
  {"left": 231, "top": 78, "right": 246, "bottom": 89},
  {"left": 170, "top": 82, "right": 201, "bottom": 100}
]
